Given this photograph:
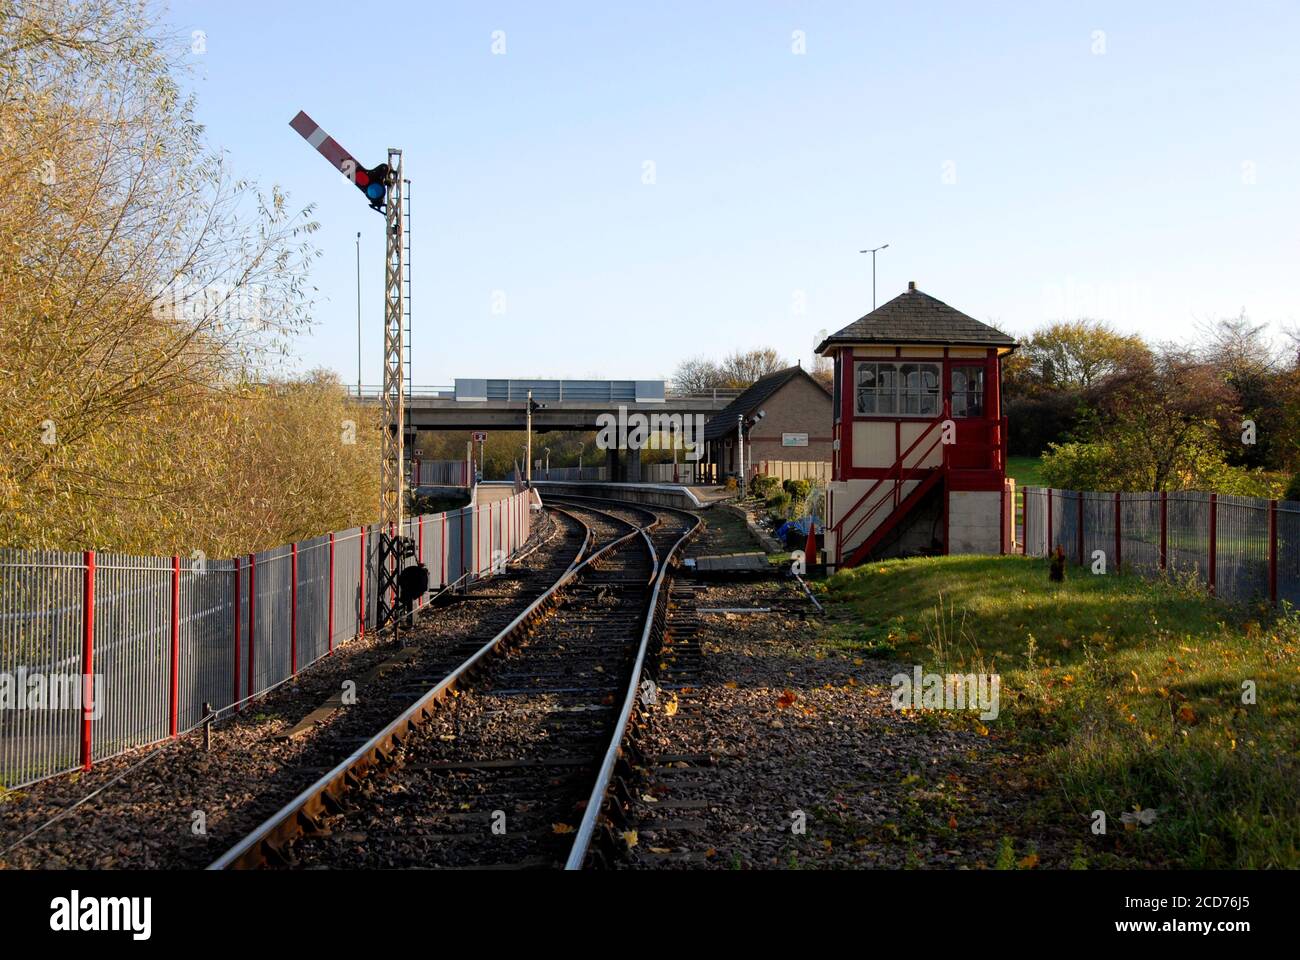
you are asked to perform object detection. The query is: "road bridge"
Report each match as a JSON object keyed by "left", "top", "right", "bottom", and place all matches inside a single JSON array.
[{"left": 350, "top": 379, "right": 740, "bottom": 432}]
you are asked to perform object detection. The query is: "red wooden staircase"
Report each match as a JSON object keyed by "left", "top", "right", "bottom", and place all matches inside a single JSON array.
[{"left": 832, "top": 404, "right": 950, "bottom": 569}]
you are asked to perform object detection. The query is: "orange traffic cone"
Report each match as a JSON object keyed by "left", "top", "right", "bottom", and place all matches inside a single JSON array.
[{"left": 804, "top": 520, "right": 818, "bottom": 568}]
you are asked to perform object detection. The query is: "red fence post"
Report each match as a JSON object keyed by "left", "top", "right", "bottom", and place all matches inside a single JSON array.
[
  {"left": 1114, "top": 492, "right": 1122, "bottom": 573},
  {"left": 328, "top": 533, "right": 336, "bottom": 653},
  {"left": 81, "top": 550, "right": 95, "bottom": 772},
  {"left": 1269, "top": 499, "right": 1278, "bottom": 606},
  {"left": 247, "top": 554, "right": 256, "bottom": 698},
  {"left": 290, "top": 542, "right": 298, "bottom": 675},
  {"left": 1159, "top": 491, "right": 1168, "bottom": 570},
  {"left": 1208, "top": 494, "right": 1218, "bottom": 596},
  {"left": 170, "top": 554, "right": 180, "bottom": 737},
  {"left": 358, "top": 526, "right": 366, "bottom": 638},
  {"left": 233, "top": 556, "right": 242, "bottom": 710}
]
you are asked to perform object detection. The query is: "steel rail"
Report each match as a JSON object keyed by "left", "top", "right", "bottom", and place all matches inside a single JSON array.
[
  {"left": 207, "top": 505, "right": 620, "bottom": 870},
  {"left": 564, "top": 501, "right": 701, "bottom": 869}
]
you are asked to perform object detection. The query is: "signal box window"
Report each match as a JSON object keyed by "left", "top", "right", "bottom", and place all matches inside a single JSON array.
[
  {"left": 951, "top": 366, "right": 985, "bottom": 418},
  {"left": 856, "top": 361, "right": 939, "bottom": 416}
]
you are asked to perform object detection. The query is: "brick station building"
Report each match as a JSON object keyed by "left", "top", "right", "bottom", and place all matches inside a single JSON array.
[{"left": 700, "top": 364, "right": 833, "bottom": 484}]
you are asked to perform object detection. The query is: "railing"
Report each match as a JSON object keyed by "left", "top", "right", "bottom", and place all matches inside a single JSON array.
[
  {"left": 1022, "top": 486, "right": 1297, "bottom": 607},
  {"left": 511, "top": 463, "right": 698, "bottom": 484},
  {"left": 0, "top": 490, "right": 536, "bottom": 790},
  {"left": 346, "top": 385, "right": 453, "bottom": 401},
  {"left": 833, "top": 403, "right": 951, "bottom": 554},
  {"left": 412, "top": 459, "right": 471, "bottom": 486}
]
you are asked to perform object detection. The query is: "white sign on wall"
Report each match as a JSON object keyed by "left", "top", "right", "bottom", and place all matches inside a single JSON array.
[{"left": 782, "top": 433, "right": 809, "bottom": 447}]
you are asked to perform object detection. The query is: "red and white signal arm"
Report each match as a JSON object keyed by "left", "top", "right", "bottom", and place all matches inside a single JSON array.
[{"left": 473, "top": 432, "right": 487, "bottom": 443}]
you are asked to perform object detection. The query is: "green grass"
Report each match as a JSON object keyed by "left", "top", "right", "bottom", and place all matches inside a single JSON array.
[
  {"left": 1006, "top": 455, "right": 1046, "bottom": 491},
  {"left": 816, "top": 554, "right": 1300, "bottom": 868},
  {"left": 1006, "top": 455, "right": 1044, "bottom": 528}
]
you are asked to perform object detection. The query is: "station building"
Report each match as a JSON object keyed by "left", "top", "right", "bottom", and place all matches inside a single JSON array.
[
  {"left": 815, "top": 283, "right": 1018, "bottom": 570},
  {"left": 701, "top": 365, "right": 833, "bottom": 484}
]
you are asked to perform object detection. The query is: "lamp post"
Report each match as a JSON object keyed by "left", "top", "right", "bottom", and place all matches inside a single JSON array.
[
  {"left": 737, "top": 413, "right": 744, "bottom": 497},
  {"left": 543, "top": 447, "right": 550, "bottom": 479},
  {"left": 355, "top": 231, "right": 362, "bottom": 397},
  {"left": 859, "top": 243, "right": 889, "bottom": 309},
  {"left": 577, "top": 441, "right": 585, "bottom": 480},
  {"left": 738, "top": 410, "right": 766, "bottom": 498}
]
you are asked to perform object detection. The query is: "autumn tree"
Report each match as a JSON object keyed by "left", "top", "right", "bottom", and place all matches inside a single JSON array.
[{"left": 0, "top": 1, "right": 384, "bottom": 554}]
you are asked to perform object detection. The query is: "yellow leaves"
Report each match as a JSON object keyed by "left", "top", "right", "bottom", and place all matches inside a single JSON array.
[
  {"left": 551, "top": 823, "right": 575, "bottom": 835},
  {"left": 1017, "top": 853, "right": 1039, "bottom": 869},
  {"left": 621, "top": 830, "right": 638, "bottom": 850},
  {"left": 723, "top": 681, "right": 738, "bottom": 689},
  {"left": 663, "top": 694, "right": 679, "bottom": 717}
]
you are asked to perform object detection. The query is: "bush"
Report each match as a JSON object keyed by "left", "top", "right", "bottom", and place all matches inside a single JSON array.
[
  {"left": 783, "top": 478, "right": 812, "bottom": 501},
  {"left": 766, "top": 491, "right": 792, "bottom": 518},
  {"left": 750, "top": 475, "right": 780, "bottom": 499},
  {"left": 1039, "top": 441, "right": 1125, "bottom": 491},
  {"left": 1282, "top": 473, "right": 1300, "bottom": 502}
]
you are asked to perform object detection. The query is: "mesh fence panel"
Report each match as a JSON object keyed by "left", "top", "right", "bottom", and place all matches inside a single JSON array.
[
  {"left": 296, "top": 534, "right": 332, "bottom": 668},
  {"left": 1166, "top": 491, "right": 1211, "bottom": 585},
  {"left": 1215, "top": 495, "right": 1269, "bottom": 603},
  {"left": 92, "top": 555, "right": 171, "bottom": 759},
  {"left": 1278, "top": 502, "right": 1300, "bottom": 610},
  {"left": 251, "top": 545, "right": 293, "bottom": 694},
  {"left": 0, "top": 550, "right": 85, "bottom": 788},
  {"left": 1081, "top": 492, "right": 1115, "bottom": 570},
  {"left": 178, "top": 558, "right": 235, "bottom": 732},
  {"left": 1119, "top": 493, "right": 1162, "bottom": 575}
]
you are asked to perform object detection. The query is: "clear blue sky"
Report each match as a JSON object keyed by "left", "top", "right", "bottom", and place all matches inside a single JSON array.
[{"left": 168, "top": 0, "right": 1300, "bottom": 385}]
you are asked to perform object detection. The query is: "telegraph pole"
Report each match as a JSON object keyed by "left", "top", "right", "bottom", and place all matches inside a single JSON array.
[{"left": 526, "top": 390, "right": 534, "bottom": 488}]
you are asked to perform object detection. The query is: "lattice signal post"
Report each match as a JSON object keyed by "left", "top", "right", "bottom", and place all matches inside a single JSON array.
[{"left": 290, "top": 112, "right": 410, "bottom": 631}]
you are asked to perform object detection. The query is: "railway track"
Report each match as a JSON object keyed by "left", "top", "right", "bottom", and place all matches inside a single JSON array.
[
  {"left": 0, "top": 504, "right": 590, "bottom": 870},
  {"left": 208, "top": 497, "right": 699, "bottom": 870}
]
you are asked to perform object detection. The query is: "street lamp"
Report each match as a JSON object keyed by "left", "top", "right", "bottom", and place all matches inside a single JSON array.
[
  {"left": 543, "top": 447, "right": 550, "bottom": 479},
  {"left": 577, "top": 441, "right": 585, "bottom": 480},
  {"left": 859, "top": 243, "right": 889, "bottom": 309},
  {"left": 738, "top": 409, "right": 765, "bottom": 497}
]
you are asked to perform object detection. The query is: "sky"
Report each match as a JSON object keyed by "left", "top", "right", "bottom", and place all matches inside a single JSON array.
[{"left": 167, "top": 0, "right": 1300, "bottom": 386}]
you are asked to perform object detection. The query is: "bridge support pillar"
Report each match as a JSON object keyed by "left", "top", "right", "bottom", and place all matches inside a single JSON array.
[
  {"left": 628, "top": 446, "right": 642, "bottom": 483},
  {"left": 606, "top": 446, "right": 620, "bottom": 482}
]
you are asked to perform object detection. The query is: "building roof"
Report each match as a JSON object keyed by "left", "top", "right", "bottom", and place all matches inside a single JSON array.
[
  {"left": 703, "top": 365, "right": 829, "bottom": 441},
  {"left": 815, "top": 283, "right": 1017, "bottom": 353}
]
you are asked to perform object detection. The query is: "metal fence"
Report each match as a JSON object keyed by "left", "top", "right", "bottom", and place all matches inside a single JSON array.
[
  {"left": 0, "top": 490, "right": 535, "bottom": 789},
  {"left": 411, "top": 459, "right": 471, "bottom": 486},
  {"left": 1022, "top": 487, "right": 1296, "bottom": 607},
  {"left": 511, "top": 464, "right": 698, "bottom": 484}
]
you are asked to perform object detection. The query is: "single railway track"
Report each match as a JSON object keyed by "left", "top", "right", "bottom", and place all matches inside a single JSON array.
[{"left": 208, "top": 498, "right": 699, "bottom": 870}]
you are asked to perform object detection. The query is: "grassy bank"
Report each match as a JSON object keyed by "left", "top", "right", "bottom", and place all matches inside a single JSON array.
[{"left": 816, "top": 554, "right": 1300, "bottom": 868}]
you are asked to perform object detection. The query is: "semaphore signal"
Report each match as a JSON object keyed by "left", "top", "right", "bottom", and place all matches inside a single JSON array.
[
  {"left": 288, "top": 110, "right": 389, "bottom": 212},
  {"left": 289, "top": 109, "right": 415, "bottom": 634}
]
